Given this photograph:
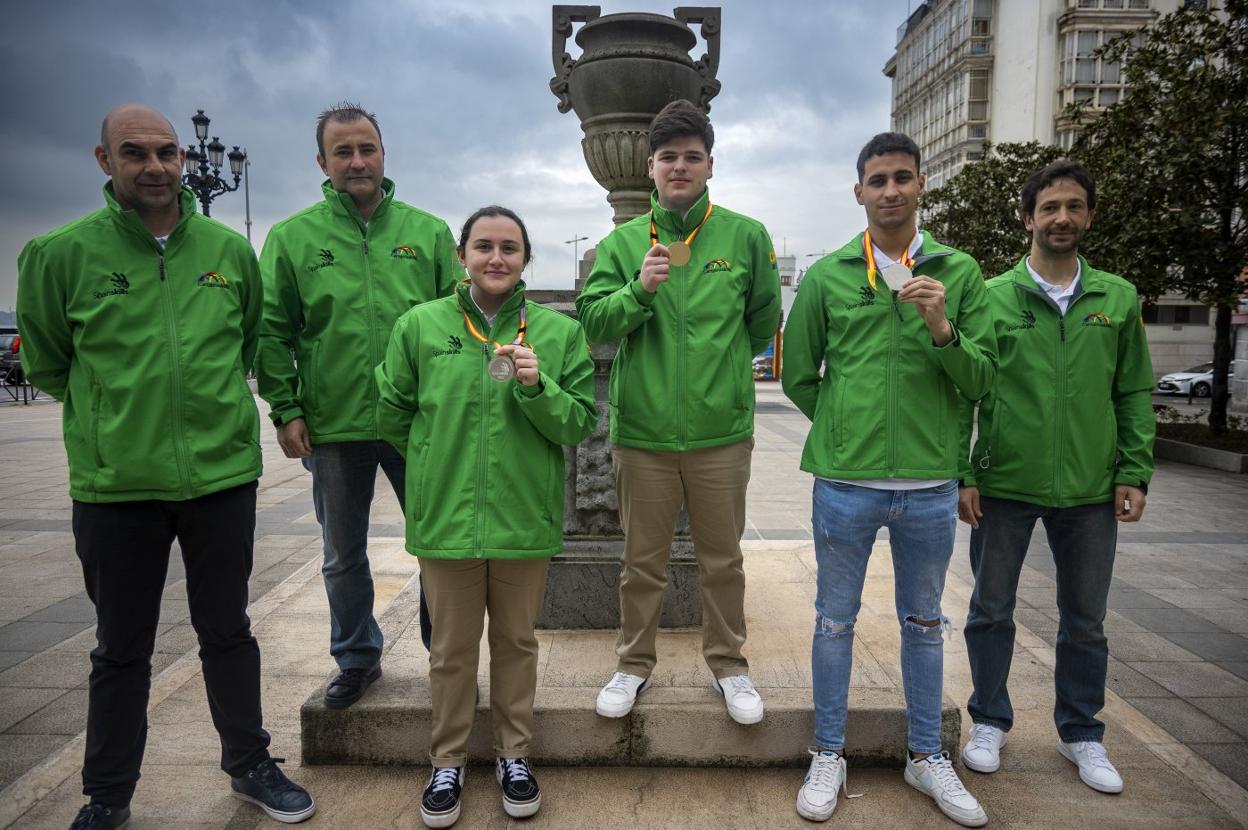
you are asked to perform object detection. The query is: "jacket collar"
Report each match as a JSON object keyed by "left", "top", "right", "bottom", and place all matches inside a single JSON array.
[
  {"left": 103, "top": 182, "right": 196, "bottom": 248},
  {"left": 649, "top": 187, "right": 711, "bottom": 235},
  {"left": 321, "top": 177, "right": 395, "bottom": 227},
  {"left": 454, "top": 279, "right": 529, "bottom": 334},
  {"left": 1008, "top": 254, "right": 1106, "bottom": 300},
  {"left": 832, "top": 229, "right": 954, "bottom": 266}
]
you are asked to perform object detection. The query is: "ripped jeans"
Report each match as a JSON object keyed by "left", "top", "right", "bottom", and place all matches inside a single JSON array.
[{"left": 811, "top": 478, "right": 959, "bottom": 755}]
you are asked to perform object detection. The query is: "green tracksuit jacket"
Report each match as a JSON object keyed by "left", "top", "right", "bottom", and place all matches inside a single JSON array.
[
  {"left": 257, "top": 179, "right": 462, "bottom": 442},
  {"left": 575, "top": 189, "right": 782, "bottom": 451},
  {"left": 16, "top": 185, "right": 262, "bottom": 503},
  {"left": 375, "top": 282, "right": 597, "bottom": 559},
  {"left": 959, "top": 256, "right": 1155, "bottom": 506},
  {"left": 781, "top": 232, "right": 997, "bottom": 480}
]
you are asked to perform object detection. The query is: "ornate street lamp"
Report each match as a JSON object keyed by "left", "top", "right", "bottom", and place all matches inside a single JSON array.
[{"left": 181, "top": 109, "right": 246, "bottom": 217}]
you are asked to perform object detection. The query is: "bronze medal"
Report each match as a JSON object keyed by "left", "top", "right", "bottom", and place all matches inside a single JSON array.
[
  {"left": 667, "top": 241, "right": 692, "bottom": 267},
  {"left": 487, "top": 355, "right": 515, "bottom": 382},
  {"left": 881, "top": 262, "right": 913, "bottom": 292}
]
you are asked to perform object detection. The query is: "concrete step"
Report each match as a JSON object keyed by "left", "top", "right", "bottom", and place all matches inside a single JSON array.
[{"left": 301, "top": 546, "right": 961, "bottom": 768}]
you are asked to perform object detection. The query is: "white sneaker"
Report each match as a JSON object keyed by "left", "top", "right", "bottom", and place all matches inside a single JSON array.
[
  {"left": 904, "top": 751, "right": 989, "bottom": 827},
  {"left": 1058, "top": 740, "right": 1123, "bottom": 793},
  {"left": 714, "top": 675, "right": 764, "bottom": 724},
  {"left": 595, "top": 672, "right": 649, "bottom": 718},
  {"left": 961, "top": 723, "right": 1007, "bottom": 773},
  {"left": 796, "top": 748, "right": 862, "bottom": 821}
]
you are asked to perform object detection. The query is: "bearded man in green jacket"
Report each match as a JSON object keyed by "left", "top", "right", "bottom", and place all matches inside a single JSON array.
[
  {"left": 782, "top": 132, "right": 995, "bottom": 827},
  {"left": 958, "top": 161, "right": 1154, "bottom": 795},
  {"left": 17, "top": 103, "right": 313, "bottom": 830},
  {"left": 256, "top": 103, "right": 461, "bottom": 709},
  {"left": 576, "top": 100, "right": 782, "bottom": 726}
]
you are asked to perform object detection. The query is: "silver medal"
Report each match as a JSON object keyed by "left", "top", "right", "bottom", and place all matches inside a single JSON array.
[
  {"left": 880, "top": 262, "right": 913, "bottom": 292},
  {"left": 487, "top": 355, "right": 515, "bottom": 382}
]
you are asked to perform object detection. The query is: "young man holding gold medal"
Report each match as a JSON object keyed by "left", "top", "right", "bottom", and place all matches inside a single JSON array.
[
  {"left": 257, "top": 103, "right": 462, "bottom": 709},
  {"left": 958, "top": 162, "right": 1154, "bottom": 794},
  {"left": 576, "top": 100, "right": 782, "bottom": 725},
  {"left": 376, "top": 206, "right": 597, "bottom": 827},
  {"left": 782, "top": 132, "right": 996, "bottom": 826}
]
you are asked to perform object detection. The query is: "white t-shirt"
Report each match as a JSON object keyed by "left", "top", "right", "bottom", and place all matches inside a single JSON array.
[
  {"left": 821, "top": 230, "right": 955, "bottom": 492},
  {"left": 154, "top": 234, "right": 169, "bottom": 249},
  {"left": 1026, "top": 257, "right": 1082, "bottom": 315}
]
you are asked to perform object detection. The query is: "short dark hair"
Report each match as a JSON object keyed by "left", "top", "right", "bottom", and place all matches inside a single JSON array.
[
  {"left": 856, "top": 132, "right": 922, "bottom": 181},
  {"left": 315, "top": 102, "right": 383, "bottom": 156},
  {"left": 1020, "top": 160, "right": 1096, "bottom": 217},
  {"left": 457, "top": 205, "right": 533, "bottom": 266},
  {"left": 648, "top": 99, "right": 714, "bottom": 154}
]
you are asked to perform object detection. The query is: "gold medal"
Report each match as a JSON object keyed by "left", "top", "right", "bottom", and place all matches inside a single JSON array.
[
  {"left": 881, "top": 263, "right": 913, "bottom": 292},
  {"left": 487, "top": 355, "right": 515, "bottom": 382},
  {"left": 667, "top": 241, "right": 691, "bottom": 267}
]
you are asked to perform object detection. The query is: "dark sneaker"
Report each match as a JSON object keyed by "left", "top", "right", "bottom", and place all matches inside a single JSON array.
[
  {"left": 496, "top": 757, "right": 541, "bottom": 818},
  {"left": 421, "top": 766, "right": 465, "bottom": 828},
  {"left": 324, "top": 664, "right": 382, "bottom": 709},
  {"left": 69, "top": 803, "right": 130, "bottom": 830},
  {"left": 231, "top": 757, "right": 316, "bottom": 823}
]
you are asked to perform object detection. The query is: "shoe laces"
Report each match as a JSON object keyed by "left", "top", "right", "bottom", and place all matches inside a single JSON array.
[
  {"left": 71, "top": 804, "right": 114, "bottom": 829},
  {"left": 337, "top": 667, "right": 369, "bottom": 681},
  {"left": 605, "top": 672, "right": 639, "bottom": 692},
  {"left": 501, "top": 757, "right": 533, "bottom": 784},
  {"left": 722, "top": 675, "right": 758, "bottom": 697},
  {"left": 430, "top": 767, "right": 461, "bottom": 793},
  {"left": 250, "top": 757, "right": 298, "bottom": 796},
  {"left": 968, "top": 724, "right": 1002, "bottom": 752},
  {"left": 805, "top": 749, "right": 864, "bottom": 799},
  {"left": 1076, "top": 742, "right": 1115, "bottom": 771},
  {"left": 923, "top": 752, "right": 970, "bottom": 797}
]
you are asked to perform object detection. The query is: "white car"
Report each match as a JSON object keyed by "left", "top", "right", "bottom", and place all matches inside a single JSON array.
[{"left": 1155, "top": 362, "right": 1231, "bottom": 398}]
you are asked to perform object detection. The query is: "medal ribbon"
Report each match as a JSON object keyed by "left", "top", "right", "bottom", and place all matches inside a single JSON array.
[
  {"left": 862, "top": 228, "right": 917, "bottom": 291},
  {"left": 649, "top": 201, "right": 714, "bottom": 251},
  {"left": 456, "top": 288, "right": 528, "bottom": 351}
]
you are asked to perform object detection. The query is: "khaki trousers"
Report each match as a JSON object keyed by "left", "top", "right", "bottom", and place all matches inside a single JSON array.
[
  {"left": 419, "top": 556, "right": 549, "bottom": 766},
  {"left": 612, "top": 438, "right": 752, "bottom": 679}
]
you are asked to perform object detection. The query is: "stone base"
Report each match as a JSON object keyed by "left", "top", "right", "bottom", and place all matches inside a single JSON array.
[{"left": 538, "top": 539, "right": 702, "bottom": 629}]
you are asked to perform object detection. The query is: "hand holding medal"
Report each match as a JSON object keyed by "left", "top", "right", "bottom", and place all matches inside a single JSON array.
[
  {"left": 644, "top": 202, "right": 712, "bottom": 292},
  {"left": 493, "top": 343, "right": 539, "bottom": 387},
  {"left": 640, "top": 243, "right": 671, "bottom": 293}
]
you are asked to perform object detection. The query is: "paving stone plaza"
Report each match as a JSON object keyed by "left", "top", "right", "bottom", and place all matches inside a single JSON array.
[{"left": 0, "top": 385, "right": 1245, "bottom": 828}]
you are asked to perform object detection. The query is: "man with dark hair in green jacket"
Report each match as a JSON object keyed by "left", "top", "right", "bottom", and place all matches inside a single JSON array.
[
  {"left": 257, "top": 103, "right": 462, "bottom": 710},
  {"left": 958, "top": 161, "right": 1154, "bottom": 795},
  {"left": 577, "top": 99, "right": 782, "bottom": 726},
  {"left": 783, "top": 132, "right": 995, "bottom": 827},
  {"left": 17, "top": 103, "right": 313, "bottom": 830}
]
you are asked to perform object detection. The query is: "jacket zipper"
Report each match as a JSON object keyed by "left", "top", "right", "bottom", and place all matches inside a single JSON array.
[
  {"left": 361, "top": 235, "right": 381, "bottom": 429},
  {"left": 158, "top": 254, "right": 193, "bottom": 497},
  {"left": 677, "top": 243, "right": 687, "bottom": 445},
  {"left": 886, "top": 296, "right": 898, "bottom": 474}
]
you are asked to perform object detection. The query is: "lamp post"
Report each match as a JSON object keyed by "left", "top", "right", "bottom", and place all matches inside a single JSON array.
[
  {"left": 563, "top": 234, "right": 588, "bottom": 283},
  {"left": 182, "top": 109, "right": 246, "bottom": 217}
]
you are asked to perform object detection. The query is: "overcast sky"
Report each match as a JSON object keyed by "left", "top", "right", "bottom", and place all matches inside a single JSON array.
[{"left": 0, "top": 0, "right": 915, "bottom": 310}]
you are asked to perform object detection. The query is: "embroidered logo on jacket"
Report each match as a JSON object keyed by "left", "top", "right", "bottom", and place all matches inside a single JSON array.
[
  {"left": 94, "top": 272, "right": 130, "bottom": 299},
  {"left": 1082, "top": 312, "right": 1113, "bottom": 328},
  {"left": 196, "top": 271, "right": 230, "bottom": 288},
  {"left": 391, "top": 245, "right": 419, "bottom": 260},
  {"left": 432, "top": 335, "right": 463, "bottom": 357},
  {"left": 703, "top": 258, "right": 731, "bottom": 273},
  {"left": 308, "top": 249, "right": 336, "bottom": 272},
  {"left": 843, "top": 284, "right": 876, "bottom": 310},
  {"left": 1005, "top": 309, "right": 1037, "bottom": 332}
]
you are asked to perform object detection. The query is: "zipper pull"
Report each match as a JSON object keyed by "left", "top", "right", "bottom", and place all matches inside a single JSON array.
[
  {"left": 159, "top": 255, "right": 166, "bottom": 281},
  {"left": 1060, "top": 318, "right": 1066, "bottom": 341},
  {"left": 362, "top": 238, "right": 369, "bottom": 255},
  {"left": 892, "top": 293, "right": 904, "bottom": 322}
]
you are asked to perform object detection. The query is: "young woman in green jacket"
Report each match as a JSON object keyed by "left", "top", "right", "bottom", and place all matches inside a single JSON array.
[{"left": 375, "top": 206, "right": 597, "bottom": 828}]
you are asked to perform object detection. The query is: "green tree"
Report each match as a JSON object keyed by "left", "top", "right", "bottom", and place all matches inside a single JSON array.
[
  {"left": 1074, "top": 0, "right": 1248, "bottom": 433},
  {"left": 921, "top": 142, "right": 1066, "bottom": 278}
]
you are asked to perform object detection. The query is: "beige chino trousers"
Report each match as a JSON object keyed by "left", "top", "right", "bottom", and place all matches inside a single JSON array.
[
  {"left": 612, "top": 438, "right": 753, "bottom": 680},
  {"left": 419, "top": 556, "right": 549, "bottom": 767}
]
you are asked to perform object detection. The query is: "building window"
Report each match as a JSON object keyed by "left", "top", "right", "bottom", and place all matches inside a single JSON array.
[
  {"left": 1061, "top": 28, "right": 1130, "bottom": 109},
  {"left": 969, "top": 124, "right": 987, "bottom": 138},
  {"left": 1130, "top": 0, "right": 1150, "bottom": 7},
  {"left": 1141, "top": 305, "right": 1211, "bottom": 325},
  {"left": 1103, "top": 0, "right": 1125, "bottom": 8}
]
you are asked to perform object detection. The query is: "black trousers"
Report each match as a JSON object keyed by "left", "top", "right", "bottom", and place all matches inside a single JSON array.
[{"left": 73, "top": 481, "right": 270, "bottom": 807}]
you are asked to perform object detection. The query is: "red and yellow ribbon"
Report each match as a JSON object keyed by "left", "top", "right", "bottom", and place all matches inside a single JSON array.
[
  {"left": 456, "top": 288, "right": 528, "bottom": 351},
  {"left": 650, "top": 201, "right": 714, "bottom": 251},
  {"left": 862, "top": 228, "right": 917, "bottom": 291}
]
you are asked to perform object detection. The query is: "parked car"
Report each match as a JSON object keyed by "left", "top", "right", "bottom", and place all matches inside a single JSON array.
[
  {"left": 1155, "top": 362, "right": 1233, "bottom": 398},
  {"left": 0, "top": 327, "right": 22, "bottom": 386}
]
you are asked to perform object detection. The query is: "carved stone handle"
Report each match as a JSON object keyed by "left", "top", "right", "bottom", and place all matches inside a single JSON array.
[
  {"left": 550, "top": 5, "right": 601, "bottom": 113},
  {"left": 674, "top": 6, "right": 722, "bottom": 109}
]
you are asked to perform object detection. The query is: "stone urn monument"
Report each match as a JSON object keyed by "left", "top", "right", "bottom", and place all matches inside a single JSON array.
[{"left": 534, "top": 6, "right": 722, "bottom": 629}]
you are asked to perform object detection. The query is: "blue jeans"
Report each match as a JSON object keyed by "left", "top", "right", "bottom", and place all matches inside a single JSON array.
[
  {"left": 811, "top": 479, "right": 958, "bottom": 755},
  {"left": 304, "top": 440, "right": 431, "bottom": 669},
  {"left": 964, "top": 495, "right": 1116, "bottom": 743}
]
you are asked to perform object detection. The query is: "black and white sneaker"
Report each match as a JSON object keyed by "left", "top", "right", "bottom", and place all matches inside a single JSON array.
[
  {"left": 496, "top": 757, "right": 541, "bottom": 818},
  {"left": 69, "top": 803, "right": 130, "bottom": 830},
  {"left": 230, "top": 757, "right": 315, "bottom": 823},
  {"left": 421, "top": 766, "right": 465, "bottom": 828}
]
